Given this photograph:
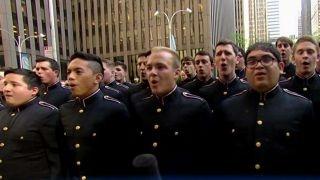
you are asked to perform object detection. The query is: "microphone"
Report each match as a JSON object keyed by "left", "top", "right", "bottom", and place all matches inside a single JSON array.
[{"left": 132, "top": 154, "right": 161, "bottom": 180}]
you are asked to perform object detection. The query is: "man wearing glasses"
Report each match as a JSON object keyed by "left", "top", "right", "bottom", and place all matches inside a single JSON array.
[{"left": 212, "top": 42, "right": 317, "bottom": 174}]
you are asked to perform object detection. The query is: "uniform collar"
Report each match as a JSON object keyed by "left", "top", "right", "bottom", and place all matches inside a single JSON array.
[
  {"left": 295, "top": 72, "right": 317, "bottom": 83},
  {"left": 75, "top": 89, "right": 101, "bottom": 107},
  {"left": 155, "top": 85, "right": 178, "bottom": 105},
  {"left": 46, "top": 81, "right": 60, "bottom": 91},
  {"left": 9, "top": 97, "right": 39, "bottom": 112},
  {"left": 217, "top": 75, "right": 237, "bottom": 86},
  {"left": 250, "top": 84, "right": 280, "bottom": 102},
  {"left": 107, "top": 80, "right": 117, "bottom": 86}
]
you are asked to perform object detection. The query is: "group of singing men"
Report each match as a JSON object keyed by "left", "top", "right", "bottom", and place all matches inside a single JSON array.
[{"left": 0, "top": 35, "right": 320, "bottom": 179}]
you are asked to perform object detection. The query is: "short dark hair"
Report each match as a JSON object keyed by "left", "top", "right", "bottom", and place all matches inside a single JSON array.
[
  {"left": 70, "top": 52, "right": 104, "bottom": 74},
  {"left": 245, "top": 42, "right": 281, "bottom": 65},
  {"left": 4, "top": 68, "right": 42, "bottom": 89},
  {"left": 36, "top": 58, "right": 60, "bottom": 73},
  {"left": 115, "top": 61, "right": 127, "bottom": 71},
  {"left": 138, "top": 52, "right": 146, "bottom": 58},
  {"left": 195, "top": 50, "right": 214, "bottom": 64},
  {"left": 181, "top": 56, "right": 194, "bottom": 65},
  {"left": 215, "top": 39, "right": 239, "bottom": 55},
  {"left": 275, "top": 36, "right": 293, "bottom": 48},
  {"left": 145, "top": 50, "right": 151, "bottom": 57}
]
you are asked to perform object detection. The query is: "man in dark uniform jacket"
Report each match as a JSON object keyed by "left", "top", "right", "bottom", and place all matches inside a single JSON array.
[
  {"left": 0, "top": 103, "right": 4, "bottom": 111},
  {"left": 199, "top": 40, "right": 249, "bottom": 111},
  {"left": 131, "top": 47, "right": 212, "bottom": 176},
  {"left": 35, "top": 58, "right": 71, "bottom": 107},
  {"left": 235, "top": 46, "right": 246, "bottom": 79},
  {"left": 178, "top": 56, "right": 197, "bottom": 86},
  {"left": 214, "top": 42, "right": 317, "bottom": 175},
  {"left": 280, "top": 36, "right": 320, "bottom": 121},
  {"left": 276, "top": 36, "right": 296, "bottom": 79},
  {"left": 60, "top": 52, "right": 132, "bottom": 179},
  {"left": 100, "top": 59, "right": 127, "bottom": 104},
  {"left": 0, "top": 69, "right": 61, "bottom": 179},
  {"left": 181, "top": 50, "right": 215, "bottom": 95}
]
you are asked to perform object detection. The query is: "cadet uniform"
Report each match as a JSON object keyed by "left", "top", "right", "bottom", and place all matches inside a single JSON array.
[
  {"left": 128, "top": 80, "right": 149, "bottom": 96},
  {"left": 235, "top": 69, "right": 245, "bottom": 79},
  {"left": 40, "top": 81, "right": 71, "bottom": 107},
  {"left": 177, "top": 75, "right": 196, "bottom": 87},
  {"left": 0, "top": 103, "right": 4, "bottom": 111},
  {"left": 214, "top": 85, "right": 317, "bottom": 174},
  {"left": 181, "top": 77, "right": 215, "bottom": 95},
  {"left": 100, "top": 84, "right": 126, "bottom": 104},
  {"left": 107, "top": 80, "right": 129, "bottom": 94},
  {"left": 0, "top": 97, "right": 61, "bottom": 179},
  {"left": 198, "top": 77, "right": 249, "bottom": 111},
  {"left": 280, "top": 73, "right": 320, "bottom": 120},
  {"left": 131, "top": 86, "right": 212, "bottom": 175},
  {"left": 283, "top": 62, "right": 296, "bottom": 79},
  {"left": 60, "top": 89, "right": 132, "bottom": 179}
]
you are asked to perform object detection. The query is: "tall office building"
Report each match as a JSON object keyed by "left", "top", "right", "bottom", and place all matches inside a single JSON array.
[
  {"left": 234, "top": 0, "right": 246, "bottom": 48},
  {"left": 266, "top": 0, "right": 280, "bottom": 43},
  {"left": 248, "top": 0, "right": 268, "bottom": 44},
  {"left": 311, "top": 0, "right": 320, "bottom": 35},
  {"left": 301, "top": 0, "right": 312, "bottom": 35},
  {"left": 1, "top": 0, "right": 239, "bottom": 81}
]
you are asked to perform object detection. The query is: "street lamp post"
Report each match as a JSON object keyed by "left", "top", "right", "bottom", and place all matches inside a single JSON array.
[
  {"left": 154, "top": 8, "right": 192, "bottom": 50},
  {"left": 0, "top": 28, "right": 45, "bottom": 68}
]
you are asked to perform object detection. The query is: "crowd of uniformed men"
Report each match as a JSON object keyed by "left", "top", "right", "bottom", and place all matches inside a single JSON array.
[{"left": 0, "top": 35, "right": 320, "bottom": 179}]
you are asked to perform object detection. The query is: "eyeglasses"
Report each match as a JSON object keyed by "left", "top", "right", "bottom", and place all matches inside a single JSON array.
[{"left": 246, "top": 55, "right": 276, "bottom": 68}]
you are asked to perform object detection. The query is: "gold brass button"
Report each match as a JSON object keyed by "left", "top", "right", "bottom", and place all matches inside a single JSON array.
[
  {"left": 156, "top": 108, "right": 162, "bottom": 113},
  {"left": 256, "top": 141, "right": 261, "bottom": 148},
  {"left": 152, "top": 142, "right": 158, "bottom": 148},
  {"left": 154, "top": 124, "right": 159, "bottom": 130},
  {"left": 79, "top": 109, "right": 84, "bottom": 113},
  {"left": 92, "top": 133, "right": 97, "bottom": 137},
  {"left": 2, "top": 127, "right": 8, "bottom": 131},
  {"left": 0, "top": 159, "right": 2, "bottom": 163},
  {"left": 303, "top": 87, "right": 308, "bottom": 91},
  {"left": 75, "top": 126, "right": 81, "bottom": 130},
  {"left": 20, "top": 136, "right": 24, "bottom": 140},
  {"left": 286, "top": 132, "right": 290, "bottom": 137},
  {"left": 43, "top": 92, "right": 47, "bottom": 95},
  {"left": 231, "top": 129, "right": 235, "bottom": 133},
  {"left": 0, "top": 175, "right": 3, "bottom": 179},
  {"left": 257, "top": 120, "right": 263, "bottom": 125},
  {"left": 64, "top": 132, "right": 67, "bottom": 136},
  {"left": 75, "top": 143, "right": 80, "bottom": 148},
  {"left": 174, "top": 131, "right": 179, "bottom": 136},
  {"left": 259, "top": 102, "right": 264, "bottom": 106},
  {"left": 81, "top": 176, "right": 86, "bottom": 180},
  {"left": 11, "top": 113, "right": 15, "bottom": 116},
  {"left": 223, "top": 91, "right": 227, "bottom": 95},
  {"left": 0, "top": 143, "right": 4, "bottom": 147},
  {"left": 76, "top": 161, "right": 81, "bottom": 166},
  {"left": 255, "top": 163, "right": 261, "bottom": 170}
]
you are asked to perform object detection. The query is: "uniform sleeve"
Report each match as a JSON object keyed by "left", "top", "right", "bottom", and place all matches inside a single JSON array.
[{"left": 39, "top": 110, "right": 62, "bottom": 179}]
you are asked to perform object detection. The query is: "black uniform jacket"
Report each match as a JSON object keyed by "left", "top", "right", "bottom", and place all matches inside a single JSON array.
[
  {"left": 100, "top": 84, "right": 126, "bottom": 104},
  {"left": 181, "top": 77, "right": 215, "bottom": 95},
  {"left": 198, "top": 77, "right": 249, "bottom": 111},
  {"left": 0, "top": 97, "right": 61, "bottom": 179},
  {"left": 214, "top": 85, "right": 317, "bottom": 174},
  {"left": 283, "top": 62, "right": 296, "bottom": 79},
  {"left": 40, "top": 81, "right": 71, "bottom": 107},
  {"left": 131, "top": 86, "right": 212, "bottom": 175},
  {"left": 60, "top": 89, "right": 132, "bottom": 178},
  {"left": 280, "top": 73, "right": 320, "bottom": 120}
]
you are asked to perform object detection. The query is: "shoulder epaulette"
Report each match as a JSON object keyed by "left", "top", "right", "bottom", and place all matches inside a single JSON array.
[
  {"left": 182, "top": 92, "right": 204, "bottom": 101},
  {"left": 39, "top": 101, "right": 58, "bottom": 110},
  {"left": 239, "top": 78, "right": 248, "bottom": 84},
  {"left": 202, "top": 80, "right": 217, "bottom": 87},
  {"left": 283, "top": 88, "right": 309, "bottom": 100},
  {"left": 279, "top": 77, "right": 292, "bottom": 83},
  {"left": 104, "top": 85, "right": 120, "bottom": 93},
  {"left": 232, "top": 89, "right": 247, "bottom": 97},
  {"left": 143, "top": 94, "right": 154, "bottom": 100},
  {"left": 104, "top": 95, "right": 121, "bottom": 104},
  {"left": 116, "top": 82, "right": 129, "bottom": 89}
]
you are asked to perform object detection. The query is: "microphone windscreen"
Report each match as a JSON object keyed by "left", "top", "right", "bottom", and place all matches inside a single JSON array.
[{"left": 132, "top": 154, "right": 161, "bottom": 180}]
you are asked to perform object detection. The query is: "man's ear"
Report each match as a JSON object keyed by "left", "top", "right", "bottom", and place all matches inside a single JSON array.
[
  {"left": 95, "top": 73, "right": 103, "bottom": 84},
  {"left": 174, "top": 68, "right": 181, "bottom": 80},
  {"left": 31, "top": 86, "right": 39, "bottom": 97},
  {"left": 278, "top": 61, "right": 285, "bottom": 71}
]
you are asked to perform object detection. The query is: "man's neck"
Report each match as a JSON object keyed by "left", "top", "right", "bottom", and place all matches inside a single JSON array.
[
  {"left": 296, "top": 71, "right": 315, "bottom": 79},
  {"left": 219, "top": 73, "right": 236, "bottom": 84}
]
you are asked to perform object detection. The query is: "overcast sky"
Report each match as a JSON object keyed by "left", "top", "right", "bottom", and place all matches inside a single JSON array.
[{"left": 279, "top": 0, "right": 301, "bottom": 36}]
